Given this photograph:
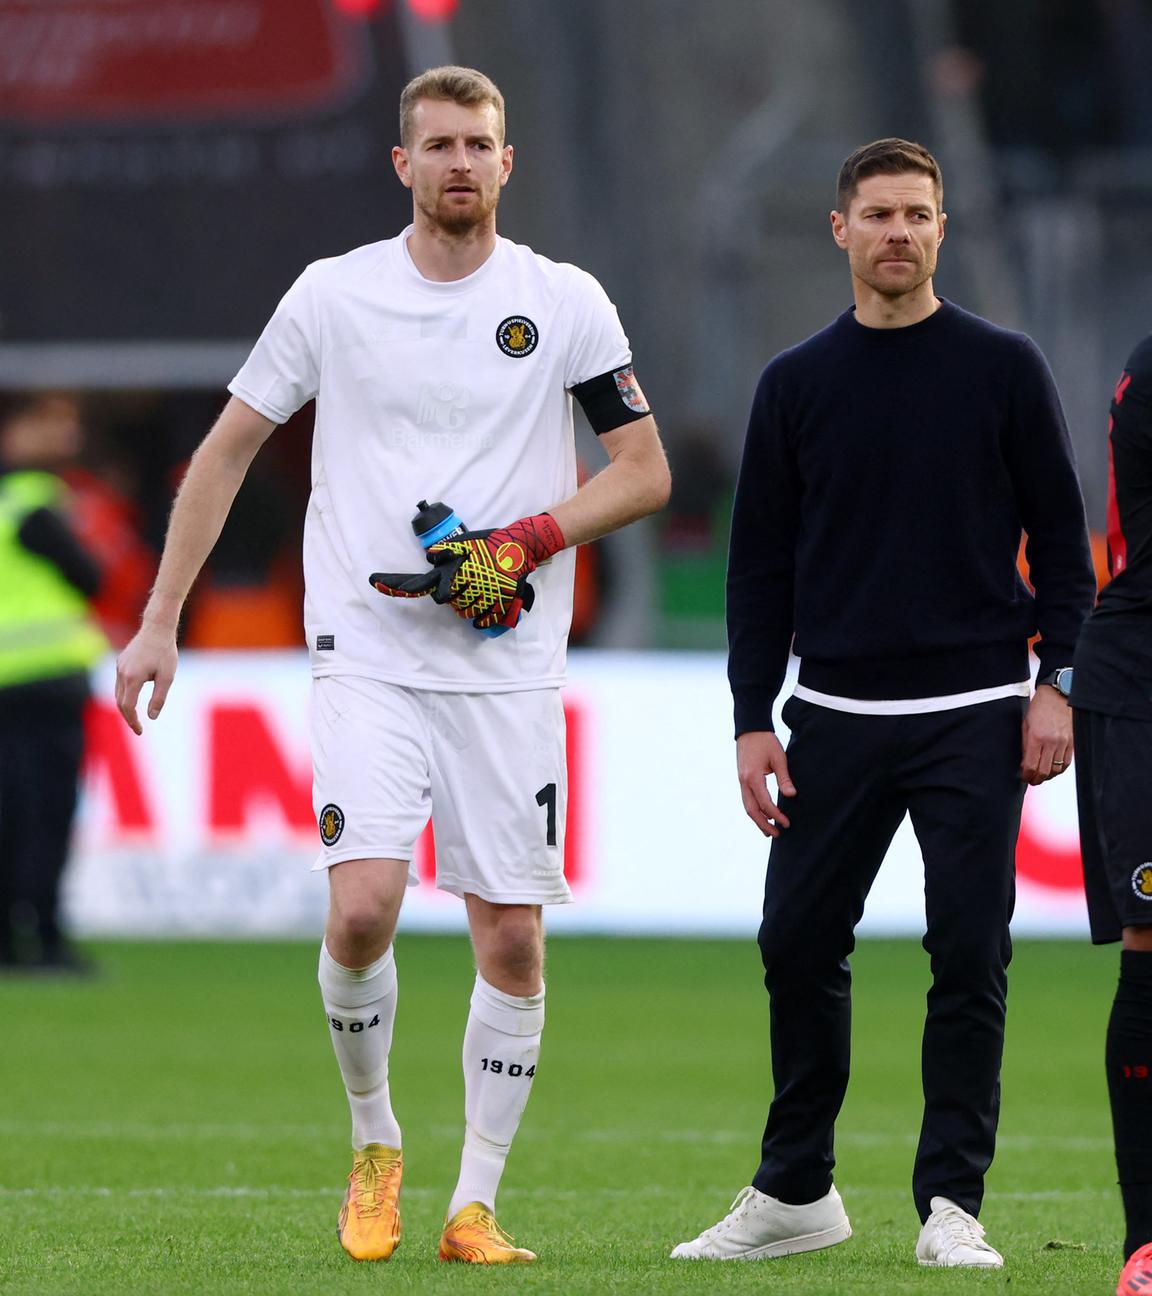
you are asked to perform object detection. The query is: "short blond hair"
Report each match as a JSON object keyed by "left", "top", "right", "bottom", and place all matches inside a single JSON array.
[{"left": 399, "top": 65, "right": 505, "bottom": 148}]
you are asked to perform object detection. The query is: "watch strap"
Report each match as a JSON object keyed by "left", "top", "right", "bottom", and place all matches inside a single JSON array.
[{"left": 1037, "top": 667, "right": 1073, "bottom": 696}]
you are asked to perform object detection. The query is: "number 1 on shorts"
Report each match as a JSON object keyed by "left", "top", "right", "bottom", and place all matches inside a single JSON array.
[{"left": 535, "top": 783, "right": 557, "bottom": 846}]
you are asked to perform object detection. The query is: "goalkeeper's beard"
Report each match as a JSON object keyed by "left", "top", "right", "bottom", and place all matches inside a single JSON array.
[{"left": 419, "top": 186, "right": 501, "bottom": 238}]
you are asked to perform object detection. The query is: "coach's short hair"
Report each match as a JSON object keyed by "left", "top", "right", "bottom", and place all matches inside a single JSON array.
[
  {"left": 399, "top": 65, "right": 505, "bottom": 147},
  {"left": 836, "top": 138, "right": 943, "bottom": 213}
]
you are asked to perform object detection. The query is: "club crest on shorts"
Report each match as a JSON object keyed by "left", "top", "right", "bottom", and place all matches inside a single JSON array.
[
  {"left": 319, "top": 804, "right": 345, "bottom": 847},
  {"left": 496, "top": 315, "right": 538, "bottom": 357},
  {"left": 613, "top": 365, "right": 650, "bottom": 414},
  {"left": 1132, "top": 864, "right": 1152, "bottom": 900}
]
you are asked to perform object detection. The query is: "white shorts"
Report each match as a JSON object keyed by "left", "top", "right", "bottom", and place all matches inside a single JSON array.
[{"left": 310, "top": 676, "right": 571, "bottom": 905}]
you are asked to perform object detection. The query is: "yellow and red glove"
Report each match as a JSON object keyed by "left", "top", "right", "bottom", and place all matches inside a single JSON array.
[
  {"left": 369, "top": 559, "right": 534, "bottom": 631},
  {"left": 426, "top": 513, "right": 565, "bottom": 630}
]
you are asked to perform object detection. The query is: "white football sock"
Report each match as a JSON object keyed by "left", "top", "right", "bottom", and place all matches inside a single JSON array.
[
  {"left": 317, "top": 942, "right": 401, "bottom": 1150},
  {"left": 447, "top": 974, "right": 544, "bottom": 1219}
]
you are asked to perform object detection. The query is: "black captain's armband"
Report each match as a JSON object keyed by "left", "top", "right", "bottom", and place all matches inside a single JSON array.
[{"left": 571, "top": 364, "right": 651, "bottom": 435}]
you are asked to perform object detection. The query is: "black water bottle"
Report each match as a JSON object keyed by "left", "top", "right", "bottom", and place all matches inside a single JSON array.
[{"left": 411, "top": 499, "right": 466, "bottom": 548}]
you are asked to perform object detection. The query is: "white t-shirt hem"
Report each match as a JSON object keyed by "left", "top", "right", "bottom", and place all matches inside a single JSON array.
[{"left": 791, "top": 680, "right": 1031, "bottom": 715}]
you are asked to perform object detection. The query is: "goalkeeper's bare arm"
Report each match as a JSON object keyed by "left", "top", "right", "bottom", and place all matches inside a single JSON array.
[
  {"left": 114, "top": 396, "right": 275, "bottom": 733},
  {"left": 546, "top": 413, "right": 669, "bottom": 547}
]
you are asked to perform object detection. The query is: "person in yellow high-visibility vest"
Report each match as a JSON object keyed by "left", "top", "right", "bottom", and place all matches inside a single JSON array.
[{"left": 0, "top": 395, "right": 105, "bottom": 972}]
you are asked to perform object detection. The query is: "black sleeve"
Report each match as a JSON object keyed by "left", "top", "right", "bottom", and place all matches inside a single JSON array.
[
  {"left": 18, "top": 507, "right": 102, "bottom": 598},
  {"left": 726, "top": 363, "right": 800, "bottom": 736},
  {"left": 1106, "top": 334, "right": 1152, "bottom": 586},
  {"left": 1002, "top": 337, "right": 1096, "bottom": 674},
  {"left": 1117, "top": 333, "right": 1152, "bottom": 417}
]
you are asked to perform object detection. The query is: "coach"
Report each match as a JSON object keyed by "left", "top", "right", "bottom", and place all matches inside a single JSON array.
[{"left": 673, "top": 139, "right": 1095, "bottom": 1269}]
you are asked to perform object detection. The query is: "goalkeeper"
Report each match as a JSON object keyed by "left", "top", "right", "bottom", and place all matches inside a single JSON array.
[{"left": 114, "top": 66, "right": 669, "bottom": 1268}]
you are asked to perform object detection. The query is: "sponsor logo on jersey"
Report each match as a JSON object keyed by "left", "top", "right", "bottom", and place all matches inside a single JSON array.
[
  {"left": 496, "top": 315, "right": 538, "bottom": 358},
  {"left": 316, "top": 634, "right": 335, "bottom": 651},
  {"left": 613, "top": 365, "right": 650, "bottom": 414},
  {"left": 390, "top": 426, "right": 493, "bottom": 450},
  {"left": 495, "top": 540, "right": 526, "bottom": 573},
  {"left": 417, "top": 381, "right": 470, "bottom": 429},
  {"left": 319, "top": 803, "right": 345, "bottom": 847},
  {"left": 1132, "top": 864, "right": 1152, "bottom": 900}
]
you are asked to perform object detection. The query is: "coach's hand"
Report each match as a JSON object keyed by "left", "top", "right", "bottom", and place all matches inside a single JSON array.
[
  {"left": 427, "top": 513, "right": 565, "bottom": 630},
  {"left": 115, "top": 622, "right": 178, "bottom": 735},
  {"left": 1020, "top": 685, "right": 1073, "bottom": 785},
  {"left": 736, "top": 731, "right": 796, "bottom": 838}
]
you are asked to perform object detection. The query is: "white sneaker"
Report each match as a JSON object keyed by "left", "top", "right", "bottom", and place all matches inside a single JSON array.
[
  {"left": 670, "top": 1185, "right": 852, "bottom": 1260},
  {"left": 915, "top": 1196, "right": 1003, "bottom": 1268}
]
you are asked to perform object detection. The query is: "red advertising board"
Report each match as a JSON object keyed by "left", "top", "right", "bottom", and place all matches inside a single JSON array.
[
  {"left": 70, "top": 654, "right": 1089, "bottom": 939},
  {"left": 83, "top": 693, "right": 586, "bottom": 885},
  {"left": 0, "top": 0, "right": 370, "bottom": 123},
  {"left": 0, "top": 2, "right": 413, "bottom": 346}
]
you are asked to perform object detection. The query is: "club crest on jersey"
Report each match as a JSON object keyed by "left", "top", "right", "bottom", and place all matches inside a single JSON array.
[
  {"left": 319, "top": 804, "right": 345, "bottom": 847},
  {"left": 1132, "top": 864, "right": 1152, "bottom": 900},
  {"left": 613, "top": 365, "right": 650, "bottom": 414},
  {"left": 496, "top": 316, "right": 539, "bottom": 358}
]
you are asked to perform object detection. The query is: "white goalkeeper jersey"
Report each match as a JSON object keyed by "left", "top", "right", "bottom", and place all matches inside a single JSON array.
[{"left": 228, "top": 229, "right": 633, "bottom": 691}]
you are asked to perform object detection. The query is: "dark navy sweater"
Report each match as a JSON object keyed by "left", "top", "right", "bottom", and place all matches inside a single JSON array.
[{"left": 727, "top": 300, "right": 1096, "bottom": 736}]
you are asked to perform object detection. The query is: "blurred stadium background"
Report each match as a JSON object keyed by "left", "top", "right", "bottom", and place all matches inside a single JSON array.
[
  {"left": 3, "top": 0, "right": 1139, "bottom": 941},
  {"left": 0, "top": 3, "right": 1146, "bottom": 1290}
]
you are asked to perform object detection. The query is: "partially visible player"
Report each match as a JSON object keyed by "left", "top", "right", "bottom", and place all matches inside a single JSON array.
[
  {"left": 115, "top": 66, "right": 669, "bottom": 1265},
  {"left": 1070, "top": 334, "right": 1152, "bottom": 1296}
]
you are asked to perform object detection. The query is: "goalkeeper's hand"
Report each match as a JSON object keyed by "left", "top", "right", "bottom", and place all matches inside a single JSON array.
[
  {"left": 367, "top": 564, "right": 532, "bottom": 631},
  {"left": 427, "top": 513, "right": 565, "bottom": 630},
  {"left": 369, "top": 567, "right": 450, "bottom": 601}
]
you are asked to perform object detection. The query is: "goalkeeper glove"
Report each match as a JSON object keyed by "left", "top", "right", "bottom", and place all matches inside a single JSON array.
[
  {"left": 427, "top": 513, "right": 565, "bottom": 629},
  {"left": 369, "top": 567, "right": 448, "bottom": 601},
  {"left": 368, "top": 563, "right": 533, "bottom": 631}
]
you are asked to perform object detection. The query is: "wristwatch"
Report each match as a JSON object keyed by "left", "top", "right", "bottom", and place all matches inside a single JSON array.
[{"left": 1036, "top": 667, "right": 1074, "bottom": 698}]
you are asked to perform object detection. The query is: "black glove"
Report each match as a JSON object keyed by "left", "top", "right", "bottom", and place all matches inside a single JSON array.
[{"left": 368, "top": 568, "right": 453, "bottom": 601}]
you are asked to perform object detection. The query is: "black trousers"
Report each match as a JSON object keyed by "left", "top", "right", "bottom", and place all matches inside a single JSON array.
[
  {"left": 752, "top": 695, "right": 1026, "bottom": 1222},
  {"left": 0, "top": 673, "right": 89, "bottom": 959}
]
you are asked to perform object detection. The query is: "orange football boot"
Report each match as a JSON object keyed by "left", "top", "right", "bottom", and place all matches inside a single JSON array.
[
  {"left": 337, "top": 1143, "right": 402, "bottom": 1261},
  {"left": 438, "top": 1202, "right": 537, "bottom": 1264}
]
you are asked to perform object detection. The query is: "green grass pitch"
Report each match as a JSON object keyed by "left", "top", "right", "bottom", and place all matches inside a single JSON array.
[{"left": 0, "top": 937, "right": 1126, "bottom": 1294}]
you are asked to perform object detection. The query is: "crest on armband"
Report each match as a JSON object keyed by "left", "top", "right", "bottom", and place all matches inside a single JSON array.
[{"left": 613, "top": 365, "right": 649, "bottom": 414}]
